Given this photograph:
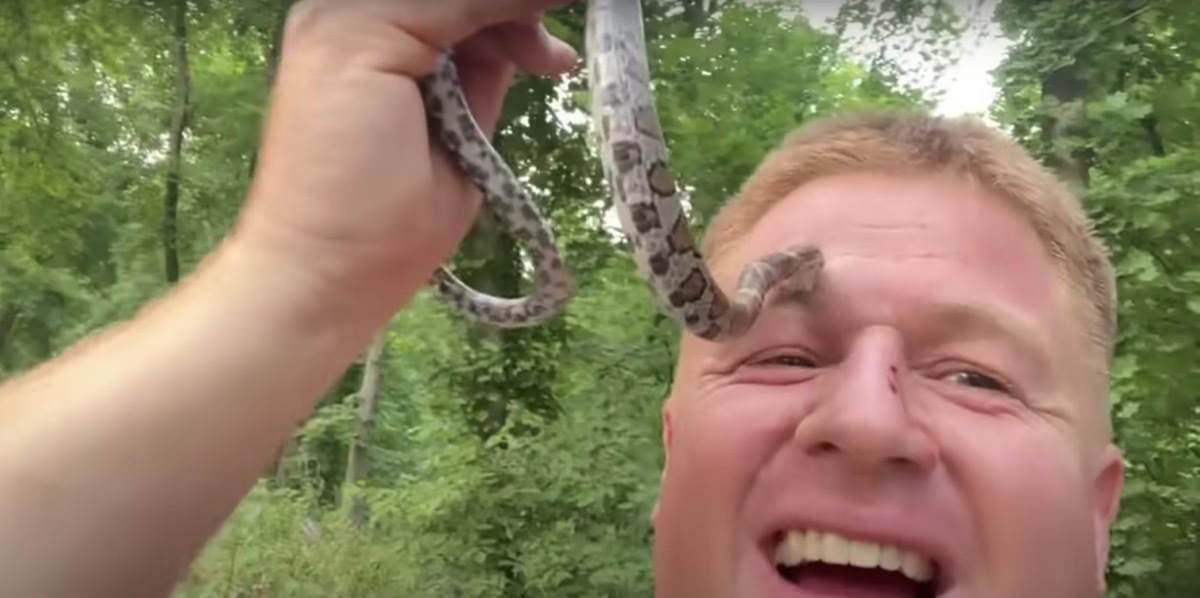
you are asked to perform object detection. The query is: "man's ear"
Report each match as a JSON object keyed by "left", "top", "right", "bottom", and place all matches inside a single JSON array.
[
  {"left": 1091, "top": 444, "right": 1125, "bottom": 593},
  {"left": 662, "top": 399, "right": 675, "bottom": 450},
  {"left": 651, "top": 399, "right": 677, "bottom": 526}
]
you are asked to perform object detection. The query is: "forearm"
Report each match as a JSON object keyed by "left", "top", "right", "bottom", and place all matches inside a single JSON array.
[{"left": 0, "top": 239, "right": 398, "bottom": 598}]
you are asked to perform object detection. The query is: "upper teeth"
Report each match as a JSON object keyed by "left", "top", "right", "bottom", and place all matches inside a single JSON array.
[{"left": 773, "top": 529, "right": 935, "bottom": 583}]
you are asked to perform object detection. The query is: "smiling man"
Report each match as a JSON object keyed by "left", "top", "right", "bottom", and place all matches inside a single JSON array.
[
  {"left": 652, "top": 114, "right": 1125, "bottom": 597},
  {"left": 0, "top": 2, "right": 1123, "bottom": 598}
]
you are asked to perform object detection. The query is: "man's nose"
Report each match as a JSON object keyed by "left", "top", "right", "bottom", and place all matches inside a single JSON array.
[{"left": 791, "top": 326, "right": 939, "bottom": 477}]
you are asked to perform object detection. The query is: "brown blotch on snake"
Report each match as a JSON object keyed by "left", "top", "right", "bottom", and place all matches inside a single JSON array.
[{"left": 417, "top": 0, "right": 823, "bottom": 341}]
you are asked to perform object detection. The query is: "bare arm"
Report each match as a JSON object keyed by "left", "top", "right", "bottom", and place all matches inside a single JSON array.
[
  {"left": 0, "top": 1, "right": 574, "bottom": 595},
  {"left": 0, "top": 240, "right": 400, "bottom": 598}
]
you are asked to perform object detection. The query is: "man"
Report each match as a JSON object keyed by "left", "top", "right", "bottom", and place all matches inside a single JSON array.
[
  {"left": 654, "top": 113, "right": 1124, "bottom": 597},
  {"left": 0, "top": 1, "right": 1123, "bottom": 597}
]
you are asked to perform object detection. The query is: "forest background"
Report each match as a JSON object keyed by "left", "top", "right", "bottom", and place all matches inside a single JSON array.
[{"left": 2, "top": 0, "right": 1197, "bottom": 596}]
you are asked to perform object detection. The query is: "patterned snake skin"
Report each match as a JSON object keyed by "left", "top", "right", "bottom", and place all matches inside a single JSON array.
[{"left": 418, "top": 0, "right": 824, "bottom": 341}]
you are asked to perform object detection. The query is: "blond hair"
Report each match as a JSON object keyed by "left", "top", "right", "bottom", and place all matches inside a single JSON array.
[{"left": 702, "top": 110, "right": 1117, "bottom": 416}]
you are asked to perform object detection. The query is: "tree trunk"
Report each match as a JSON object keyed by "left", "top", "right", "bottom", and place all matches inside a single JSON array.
[
  {"left": 248, "top": 0, "right": 293, "bottom": 180},
  {"left": 678, "top": 0, "right": 726, "bottom": 28},
  {"left": 1039, "top": 63, "right": 1090, "bottom": 190},
  {"left": 343, "top": 328, "right": 388, "bottom": 526},
  {"left": 0, "top": 307, "right": 20, "bottom": 368},
  {"left": 269, "top": 439, "right": 289, "bottom": 485},
  {"left": 162, "top": 0, "right": 191, "bottom": 284}
]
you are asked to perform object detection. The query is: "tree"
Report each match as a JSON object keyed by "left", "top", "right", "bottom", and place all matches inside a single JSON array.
[{"left": 7, "top": 1, "right": 1193, "bottom": 596}]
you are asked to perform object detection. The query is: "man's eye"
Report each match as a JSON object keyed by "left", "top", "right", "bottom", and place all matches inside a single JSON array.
[
  {"left": 758, "top": 354, "right": 818, "bottom": 368},
  {"left": 944, "top": 370, "right": 1010, "bottom": 394}
]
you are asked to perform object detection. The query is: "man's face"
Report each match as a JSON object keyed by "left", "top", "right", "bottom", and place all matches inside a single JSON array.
[{"left": 652, "top": 171, "right": 1125, "bottom": 598}]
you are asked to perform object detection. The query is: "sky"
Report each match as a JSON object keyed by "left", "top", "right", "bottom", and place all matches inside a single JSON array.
[
  {"left": 574, "top": 0, "right": 1016, "bottom": 235},
  {"left": 565, "top": 1, "right": 1013, "bottom": 122},
  {"left": 931, "top": 32, "right": 1010, "bottom": 117}
]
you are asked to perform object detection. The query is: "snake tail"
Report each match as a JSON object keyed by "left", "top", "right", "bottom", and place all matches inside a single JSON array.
[{"left": 418, "top": 52, "right": 575, "bottom": 328}]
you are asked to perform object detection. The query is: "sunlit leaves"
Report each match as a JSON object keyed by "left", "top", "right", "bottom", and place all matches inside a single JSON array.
[{"left": 642, "top": 2, "right": 926, "bottom": 226}]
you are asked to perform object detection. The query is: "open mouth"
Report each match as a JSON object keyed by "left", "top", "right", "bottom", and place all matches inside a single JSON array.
[{"left": 770, "top": 529, "right": 947, "bottom": 597}]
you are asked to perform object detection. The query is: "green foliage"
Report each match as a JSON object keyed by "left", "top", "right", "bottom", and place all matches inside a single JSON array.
[
  {"left": 643, "top": 1, "right": 929, "bottom": 225},
  {"left": 3, "top": 0, "right": 1197, "bottom": 596},
  {"left": 991, "top": 0, "right": 1200, "bottom": 594}
]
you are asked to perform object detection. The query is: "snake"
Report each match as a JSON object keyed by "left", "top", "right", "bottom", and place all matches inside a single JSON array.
[{"left": 417, "top": 0, "right": 824, "bottom": 342}]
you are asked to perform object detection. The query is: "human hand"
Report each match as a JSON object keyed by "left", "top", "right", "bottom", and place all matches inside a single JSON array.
[{"left": 232, "top": 0, "right": 579, "bottom": 322}]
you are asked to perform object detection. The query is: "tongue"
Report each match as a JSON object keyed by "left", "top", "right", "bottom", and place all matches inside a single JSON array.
[{"left": 789, "top": 562, "right": 923, "bottom": 598}]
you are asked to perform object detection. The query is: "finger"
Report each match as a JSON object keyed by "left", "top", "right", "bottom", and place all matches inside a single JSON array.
[
  {"left": 492, "top": 20, "right": 578, "bottom": 77},
  {"left": 395, "top": 0, "right": 578, "bottom": 47},
  {"left": 455, "top": 0, "right": 578, "bottom": 35},
  {"left": 457, "top": 20, "right": 577, "bottom": 77},
  {"left": 454, "top": 58, "right": 517, "bottom": 138},
  {"left": 450, "top": 20, "right": 575, "bottom": 136}
]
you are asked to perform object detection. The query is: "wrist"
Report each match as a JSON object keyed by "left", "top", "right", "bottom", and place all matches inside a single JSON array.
[
  {"left": 210, "top": 222, "right": 424, "bottom": 329},
  {"left": 176, "top": 237, "right": 393, "bottom": 375},
  {"left": 229, "top": 181, "right": 455, "bottom": 328}
]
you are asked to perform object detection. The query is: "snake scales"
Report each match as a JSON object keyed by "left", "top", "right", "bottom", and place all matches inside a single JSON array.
[{"left": 417, "top": 0, "right": 823, "bottom": 341}]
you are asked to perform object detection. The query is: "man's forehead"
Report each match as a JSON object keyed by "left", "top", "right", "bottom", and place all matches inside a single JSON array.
[
  {"left": 714, "top": 172, "right": 1058, "bottom": 294},
  {"left": 704, "top": 170, "right": 1073, "bottom": 361},
  {"left": 723, "top": 172, "right": 999, "bottom": 255}
]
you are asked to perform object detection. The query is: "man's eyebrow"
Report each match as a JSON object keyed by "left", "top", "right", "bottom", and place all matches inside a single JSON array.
[
  {"left": 915, "top": 300, "right": 1053, "bottom": 357},
  {"left": 765, "top": 289, "right": 1053, "bottom": 359}
]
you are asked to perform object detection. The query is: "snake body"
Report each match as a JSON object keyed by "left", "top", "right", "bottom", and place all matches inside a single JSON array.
[
  {"left": 418, "top": 53, "right": 574, "bottom": 327},
  {"left": 419, "top": 0, "right": 823, "bottom": 341}
]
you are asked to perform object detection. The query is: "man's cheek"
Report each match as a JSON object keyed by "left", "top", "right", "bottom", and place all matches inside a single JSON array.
[
  {"left": 663, "top": 416, "right": 755, "bottom": 499},
  {"left": 966, "top": 437, "right": 1094, "bottom": 588},
  {"left": 670, "top": 393, "right": 789, "bottom": 487}
]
